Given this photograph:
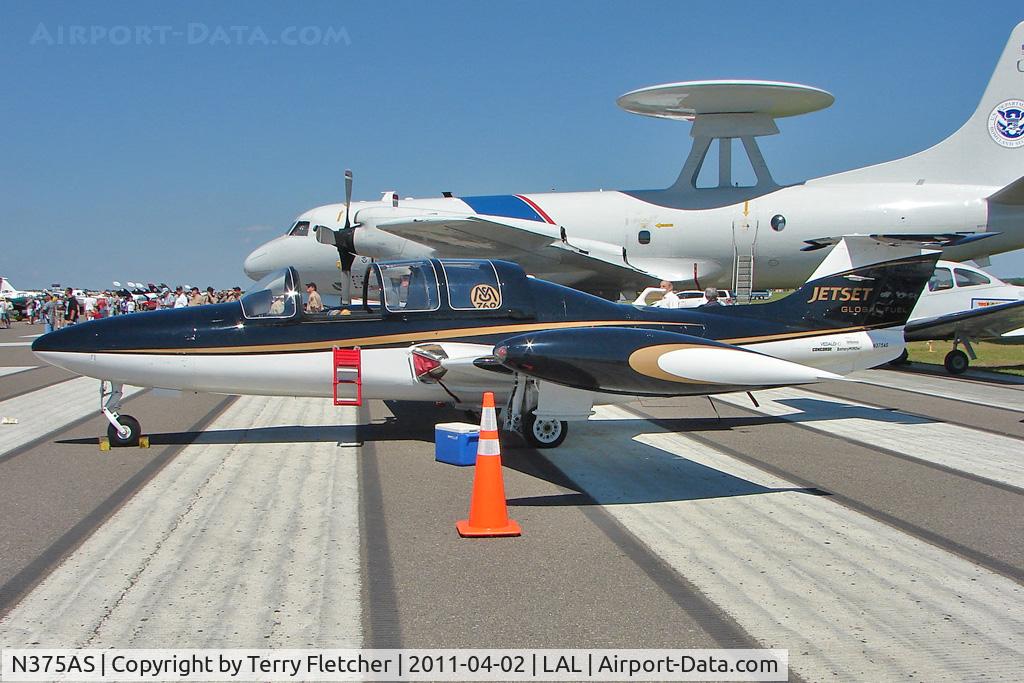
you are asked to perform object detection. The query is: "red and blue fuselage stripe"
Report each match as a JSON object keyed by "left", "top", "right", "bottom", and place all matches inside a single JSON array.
[{"left": 460, "top": 194, "right": 556, "bottom": 224}]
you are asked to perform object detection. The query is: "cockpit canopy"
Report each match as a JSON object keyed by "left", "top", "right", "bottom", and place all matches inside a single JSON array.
[
  {"left": 370, "top": 259, "right": 506, "bottom": 314},
  {"left": 240, "top": 259, "right": 532, "bottom": 322},
  {"left": 241, "top": 267, "right": 300, "bottom": 319}
]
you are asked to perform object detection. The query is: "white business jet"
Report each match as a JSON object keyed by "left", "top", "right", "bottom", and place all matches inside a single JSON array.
[
  {"left": 898, "top": 261, "right": 1024, "bottom": 373},
  {"left": 245, "top": 22, "right": 1024, "bottom": 303}
]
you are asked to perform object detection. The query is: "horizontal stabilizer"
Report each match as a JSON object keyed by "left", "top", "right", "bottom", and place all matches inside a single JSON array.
[
  {"left": 802, "top": 233, "right": 996, "bottom": 252},
  {"left": 987, "top": 175, "right": 1024, "bottom": 205}
]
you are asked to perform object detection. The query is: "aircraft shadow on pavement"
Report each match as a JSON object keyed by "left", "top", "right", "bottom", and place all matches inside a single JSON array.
[
  {"left": 56, "top": 397, "right": 929, "bottom": 449},
  {"left": 769, "top": 398, "right": 935, "bottom": 425},
  {"left": 503, "top": 438, "right": 828, "bottom": 507},
  {"left": 53, "top": 399, "right": 829, "bottom": 506},
  {"left": 54, "top": 419, "right": 415, "bottom": 448},
  {"left": 55, "top": 401, "right": 466, "bottom": 448}
]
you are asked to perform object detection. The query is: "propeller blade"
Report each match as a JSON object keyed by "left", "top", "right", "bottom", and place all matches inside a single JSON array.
[{"left": 343, "top": 168, "right": 353, "bottom": 230}]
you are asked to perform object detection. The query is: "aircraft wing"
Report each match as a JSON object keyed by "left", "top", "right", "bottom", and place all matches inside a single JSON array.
[
  {"left": 905, "top": 299, "right": 1024, "bottom": 342},
  {"left": 375, "top": 215, "right": 559, "bottom": 257},
  {"left": 376, "top": 215, "right": 703, "bottom": 283}
]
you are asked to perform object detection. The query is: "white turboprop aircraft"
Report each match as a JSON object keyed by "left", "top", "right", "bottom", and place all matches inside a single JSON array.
[
  {"left": 245, "top": 22, "right": 1024, "bottom": 302},
  {"left": 897, "top": 260, "right": 1024, "bottom": 374}
]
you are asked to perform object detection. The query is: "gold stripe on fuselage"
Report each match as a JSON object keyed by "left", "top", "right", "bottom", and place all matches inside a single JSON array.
[
  {"left": 105, "top": 320, "right": 900, "bottom": 356},
  {"left": 114, "top": 320, "right": 700, "bottom": 355}
]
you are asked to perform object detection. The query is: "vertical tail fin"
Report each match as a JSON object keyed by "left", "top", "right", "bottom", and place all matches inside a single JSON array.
[
  {"left": 734, "top": 237, "right": 938, "bottom": 331},
  {"left": 821, "top": 22, "right": 1024, "bottom": 187}
]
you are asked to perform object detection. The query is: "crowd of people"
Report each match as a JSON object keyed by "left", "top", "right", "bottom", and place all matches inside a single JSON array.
[{"left": 1, "top": 285, "right": 247, "bottom": 333}]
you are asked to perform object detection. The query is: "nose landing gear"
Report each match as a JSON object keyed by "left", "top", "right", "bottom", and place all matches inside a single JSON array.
[{"left": 99, "top": 381, "right": 145, "bottom": 448}]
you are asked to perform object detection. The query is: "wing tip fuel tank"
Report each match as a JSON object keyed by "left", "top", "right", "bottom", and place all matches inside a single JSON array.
[
  {"left": 496, "top": 327, "right": 842, "bottom": 396},
  {"left": 631, "top": 344, "right": 843, "bottom": 386}
]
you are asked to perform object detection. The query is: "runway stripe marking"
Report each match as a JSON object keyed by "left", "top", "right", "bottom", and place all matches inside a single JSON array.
[
  {"left": 0, "top": 378, "right": 144, "bottom": 459},
  {"left": 712, "top": 388, "right": 1024, "bottom": 490},
  {"left": 0, "top": 367, "right": 36, "bottom": 378},
  {"left": 0, "top": 342, "right": 32, "bottom": 347},
  {"left": 0, "top": 395, "right": 362, "bottom": 647},
  {"left": 850, "top": 368, "right": 1024, "bottom": 413},
  {"left": 544, "top": 407, "right": 1024, "bottom": 681}
]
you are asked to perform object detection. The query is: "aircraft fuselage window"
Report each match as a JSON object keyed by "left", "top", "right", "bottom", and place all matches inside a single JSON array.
[
  {"left": 441, "top": 260, "right": 503, "bottom": 310},
  {"left": 954, "top": 268, "right": 991, "bottom": 287},
  {"left": 288, "top": 221, "right": 310, "bottom": 237},
  {"left": 379, "top": 262, "right": 441, "bottom": 313},
  {"left": 638, "top": 230, "right": 651, "bottom": 245},
  {"left": 928, "top": 267, "right": 953, "bottom": 291}
]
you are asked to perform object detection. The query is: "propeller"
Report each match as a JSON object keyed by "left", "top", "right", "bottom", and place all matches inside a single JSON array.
[
  {"left": 339, "top": 168, "right": 357, "bottom": 270},
  {"left": 316, "top": 168, "right": 359, "bottom": 304}
]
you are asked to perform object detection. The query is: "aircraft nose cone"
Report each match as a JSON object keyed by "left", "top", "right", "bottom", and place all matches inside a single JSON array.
[
  {"left": 32, "top": 320, "right": 102, "bottom": 354},
  {"left": 244, "top": 248, "right": 270, "bottom": 281}
]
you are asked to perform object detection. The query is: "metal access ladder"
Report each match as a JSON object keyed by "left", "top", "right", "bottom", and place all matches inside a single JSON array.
[
  {"left": 733, "top": 252, "right": 754, "bottom": 304},
  {"left": 333, "top": 347, "right": 362, "bottom": 406}
]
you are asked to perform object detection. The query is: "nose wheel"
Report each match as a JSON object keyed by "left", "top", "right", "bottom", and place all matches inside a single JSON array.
[
  {"left": 106, "top": 415, "right": 141, "bottom": 447},
  {"left": 99, "top": 381, "right": 147, "bottom": 448}
]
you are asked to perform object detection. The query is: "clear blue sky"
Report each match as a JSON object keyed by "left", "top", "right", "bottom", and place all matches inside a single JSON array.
[{"left": 2, "top": 1, "right": 1023, "bottom": 289}]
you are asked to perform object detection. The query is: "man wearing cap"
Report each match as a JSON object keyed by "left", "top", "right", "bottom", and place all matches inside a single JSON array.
[
  {"left": 188, "top": 287, "right": 204, "bottom": 306},
  {"left": 305, "top": 282, "right": 324, "bottom": 313},
  {"left": 173, "top": 287, "right": 188, "bottom": 309}
]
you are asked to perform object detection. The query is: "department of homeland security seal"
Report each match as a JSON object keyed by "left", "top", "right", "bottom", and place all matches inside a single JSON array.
[{"left": 988, "top": 99, "right": 1024, "bottom": 147}]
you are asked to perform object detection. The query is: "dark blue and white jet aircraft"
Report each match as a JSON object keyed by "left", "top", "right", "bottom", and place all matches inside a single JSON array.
[{"left": 35, "top": 237, "right": 936, "bottom": 449}]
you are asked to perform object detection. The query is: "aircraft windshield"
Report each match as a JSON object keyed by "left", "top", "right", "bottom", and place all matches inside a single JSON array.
[
  {"left": 287, "top": 221, "right": 310, "bottom": 237},
  {"left": 241, "top": 267, "right": 299, "bottom": 319}
]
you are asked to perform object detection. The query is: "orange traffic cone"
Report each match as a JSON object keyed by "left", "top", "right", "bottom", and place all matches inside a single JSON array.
[{"left": 456, "top": 392, "right": 521, "bottom": 537}]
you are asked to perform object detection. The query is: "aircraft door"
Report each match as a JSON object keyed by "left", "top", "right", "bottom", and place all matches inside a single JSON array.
[{"left": 731, "top": 216, "right": 759, "bottom": 303}]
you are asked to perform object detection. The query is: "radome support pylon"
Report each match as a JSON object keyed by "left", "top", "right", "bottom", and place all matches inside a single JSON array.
[{"left": 456, "top": 392, "right": 521, "bottom": 538}]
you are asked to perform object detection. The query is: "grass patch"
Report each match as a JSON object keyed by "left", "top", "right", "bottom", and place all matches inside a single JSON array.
[{"left": 905, "top": 340, "right": 1024, "bottom": 377}]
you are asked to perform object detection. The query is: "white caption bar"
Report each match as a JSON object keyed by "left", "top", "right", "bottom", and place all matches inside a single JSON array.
[{"left": 0, "top": 649, "right": 787, "bottom": 681}]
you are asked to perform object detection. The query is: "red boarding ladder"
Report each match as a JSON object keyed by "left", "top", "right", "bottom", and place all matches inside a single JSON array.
[{"left": 333, "top": 347, "right": 362, "bottom": 406}]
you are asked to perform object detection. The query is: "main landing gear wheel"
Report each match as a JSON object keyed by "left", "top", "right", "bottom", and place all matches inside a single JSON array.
[
  {"left": 107, "top": 415, "right": 141, "bottom": 447},
  {"left": 888, "top": 349, "right": 910, "bottom": 367},
  {"left": 944, "top": 349, "right": 969, "bottom": 375},
  {"left": 524, "top": 414, "right": 568, "bottom": 449}
]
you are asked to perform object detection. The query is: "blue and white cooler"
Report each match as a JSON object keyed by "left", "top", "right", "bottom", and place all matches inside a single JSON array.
[{"left": 434, "top": 422, "right": 481, "bottom": 466}]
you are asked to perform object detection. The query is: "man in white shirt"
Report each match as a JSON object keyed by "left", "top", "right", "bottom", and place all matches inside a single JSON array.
[
  {"left": 173, "top": 287, "right": 188, "bottom": 308},
  {"left": 653, "top": 280, "right": 680, "bottom": 309}
]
